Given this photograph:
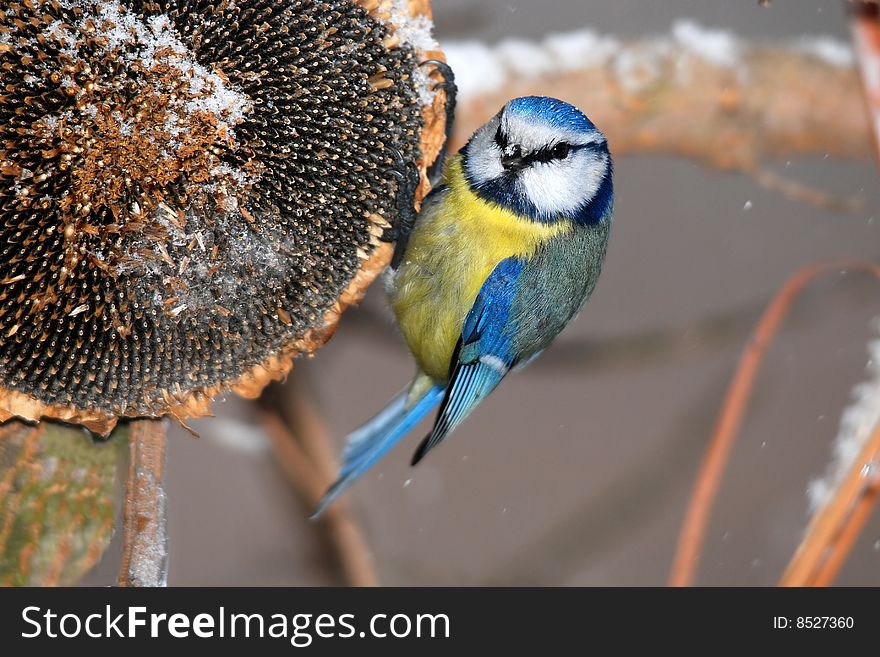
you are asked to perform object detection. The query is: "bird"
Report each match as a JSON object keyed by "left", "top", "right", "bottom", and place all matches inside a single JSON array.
[{"left": 313, "top": 95, "right": 613, "bottom": 518}]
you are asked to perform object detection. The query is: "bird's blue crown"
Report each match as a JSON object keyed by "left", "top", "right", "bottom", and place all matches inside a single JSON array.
[{"left": 505, "top": 96, "right": 598, "bottom": 134}]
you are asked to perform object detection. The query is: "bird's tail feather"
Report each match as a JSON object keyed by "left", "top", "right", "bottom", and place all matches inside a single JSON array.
[{"left": 311, "top": 382, "right": 444, "bottom": 519}]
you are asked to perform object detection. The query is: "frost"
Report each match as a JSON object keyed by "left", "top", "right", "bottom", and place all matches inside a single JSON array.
[
  {"left": 30, "top": 1, "right": 263, "bottom": 324},
  {"left": 207, "top": 419, "right": 271, "bottom": 455},
  {"left": 210, "top": 163, "right": 258, "bottom": 188},
  {"left": 793, "top": 36, "right": 855, "bottom": 68},
  {"left": 442, "top": 42, "right": 507, "bottom": 100},
  {"left": 442, "top": 22, "right": 849, "bottom": 103},
  {"left": 672, "top": 19, "right": 742, "bottom": 68},
  {"left": 613, "top": 42, "right": 670, "bottom": 93},
  {"left": 185, "top": 83, "right": 252, "bottom": 128},
  {"left": 388, "top": 0, "right": 438, "bottom": 54},
  {"left": 126, "top": 197, "right": 290, "bottom": 319},
  {"left": 496, "top": 39, "right": 557, "bottom": 78},
  {"left": 544, "top": 30, "right": 620, "bottom": 70},
  {"left": 146, "top": 13, "right": 173, "bottom": 35},
  {"left": 409, "top": 66, "right": 437, "bottom": 107},
  {"left": 807, "top": 321, "right": 880, "bottom": 512},
  {"left": 126, "top": 477, "right": 168, "bottom": 587},
  {"left": 42, "top": 1, "right": 253, "bottom": 138},
  {"left": 387, "top": 0, "right": 439, "bottom": 105},
  {"left": 43, "top": 20, "right": 78, "bottom": 50}
]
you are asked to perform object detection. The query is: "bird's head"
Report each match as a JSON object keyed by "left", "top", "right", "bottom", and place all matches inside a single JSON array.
[{"left": 462, "top": 96, "right": 612, "bottom": 225}]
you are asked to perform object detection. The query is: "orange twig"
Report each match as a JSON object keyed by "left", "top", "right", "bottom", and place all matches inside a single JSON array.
[
  {"left": 260, "top": 386, "right": 378, "bottom": 587},
  {"left": 811, "top": 488, "right": 879, "bottom": 586},
  {"left": 668, "top": 261, "right": 880, "bottom": 587},
  {"left": 285, "top": 375, "right": 346, "bottom": 494},
  {"left": 750, "top": 167, "right": 864, "bottom": 213},
  {"left": 780, "top": 422, "right": 880, "bottom": 586}
]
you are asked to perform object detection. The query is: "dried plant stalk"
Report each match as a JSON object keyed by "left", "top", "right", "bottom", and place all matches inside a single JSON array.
[
  {"left": 668, "top": 261, "right": 880, "bottom": 587},
  {"left": 780, "top": 422, "right": 880, "bottom": 586},
  {"left": 260, "top": 402, "right": 378, "bottom": 587},
  {"left": 810, "top": 488, "right": 879, "bottom": 585},
  {"left": 118, "top": 419, "right": 168, "bottom": 587}
]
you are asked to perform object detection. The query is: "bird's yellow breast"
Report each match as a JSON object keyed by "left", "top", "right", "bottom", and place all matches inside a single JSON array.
[{"left": 388, "top": 156, "right": 570, "bottom": 381}]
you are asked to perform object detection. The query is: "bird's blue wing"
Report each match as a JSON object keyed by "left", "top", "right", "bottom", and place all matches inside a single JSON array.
[{"left": 411, "top": 257, "right": 525, "bottom": 464}]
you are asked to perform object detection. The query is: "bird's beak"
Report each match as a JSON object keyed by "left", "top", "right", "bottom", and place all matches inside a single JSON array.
[{"left": 501, "top": 153, "right": 526, "bottom": 172}]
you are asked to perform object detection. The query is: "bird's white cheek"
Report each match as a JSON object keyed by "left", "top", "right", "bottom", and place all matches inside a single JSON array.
[
  {"left": 465, "top": 149, "right": 504, "bottom": 186},
  {"left": 463, "top": 120, "right": 505, "bottom": 186},
  {"left": 518, "top": 157, "right": 602, "bottom": 217}
]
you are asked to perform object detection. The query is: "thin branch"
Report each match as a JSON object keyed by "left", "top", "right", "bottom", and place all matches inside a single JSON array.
[
  {"left": 780, "top": 422, "right": 880, "bottom": 586},
  {"left": 668, "top": 261, "right": 880, "bottom": 587},
  {"left": 284, "top": 375, "right": 345, "bottom": 488},
  {"left": 118, "top": 418, "right": 168, "bottom": 587},
  {"left": 448, "top": 26, "right": 870, "bottom": 210},
  {"left": 810, "top": 482, "right": 880, "bottom": 586},
  {"left": 260, "top": 383, "right": 378, "bottom": 587},
  {"left": 750, "top": 167, "right": 865, "bottom": 213}
]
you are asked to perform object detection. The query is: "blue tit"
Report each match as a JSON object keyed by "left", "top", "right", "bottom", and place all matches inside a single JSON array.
[{"left": 313, "top": 96, "right": 613, "bottom": 518}]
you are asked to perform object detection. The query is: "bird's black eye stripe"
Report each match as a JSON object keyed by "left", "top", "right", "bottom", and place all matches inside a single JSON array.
[
  {"left": 528, "top": 141, "right": 606, "bottom": 164},
  {"left": 531, "top": 142, "right": 571, "bottom": 163},
  {"left": 494, "top": 124, "right": 508, "bottom": 149}
]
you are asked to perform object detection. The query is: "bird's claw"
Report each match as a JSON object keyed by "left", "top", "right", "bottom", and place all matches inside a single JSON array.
[
  {"left": 382, "top": 61, "right": 456, "bottom": 265},
  {"left": 421, "top": 59, "right": 457, "bottom": 95},
  {"left": 383, "top": 148, "right": 421, "bottom": 268},
  {"left": 420, "top": 59, "right": 456, "bottom": 87},
  {"left": 419, "top": 60, "right": 457, "bottom": 187},
  {"left": 385, "top": 149, "right": 420, "bottom": 194},
  {"left": 389, "top": 147, "right": 407, "bottom": 173}
]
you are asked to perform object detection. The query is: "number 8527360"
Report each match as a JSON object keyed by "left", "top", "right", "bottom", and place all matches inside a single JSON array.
[{"left": 796, "top": 617, "right": 854, "bottom": 629}]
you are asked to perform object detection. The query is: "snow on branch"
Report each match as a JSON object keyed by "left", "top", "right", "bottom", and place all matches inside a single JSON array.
[{"left": 444, "top": 21, "right": 870, "bottom": 175}]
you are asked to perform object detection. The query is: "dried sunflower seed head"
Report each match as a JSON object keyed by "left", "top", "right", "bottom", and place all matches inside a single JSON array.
[{"left": 0, "top": 0, "right": 447, "bottom": 433}]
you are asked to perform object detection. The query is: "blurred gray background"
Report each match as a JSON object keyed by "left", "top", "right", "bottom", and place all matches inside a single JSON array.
[{"left": 86, "top": 0, "right": 880, "bottom": 586}]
